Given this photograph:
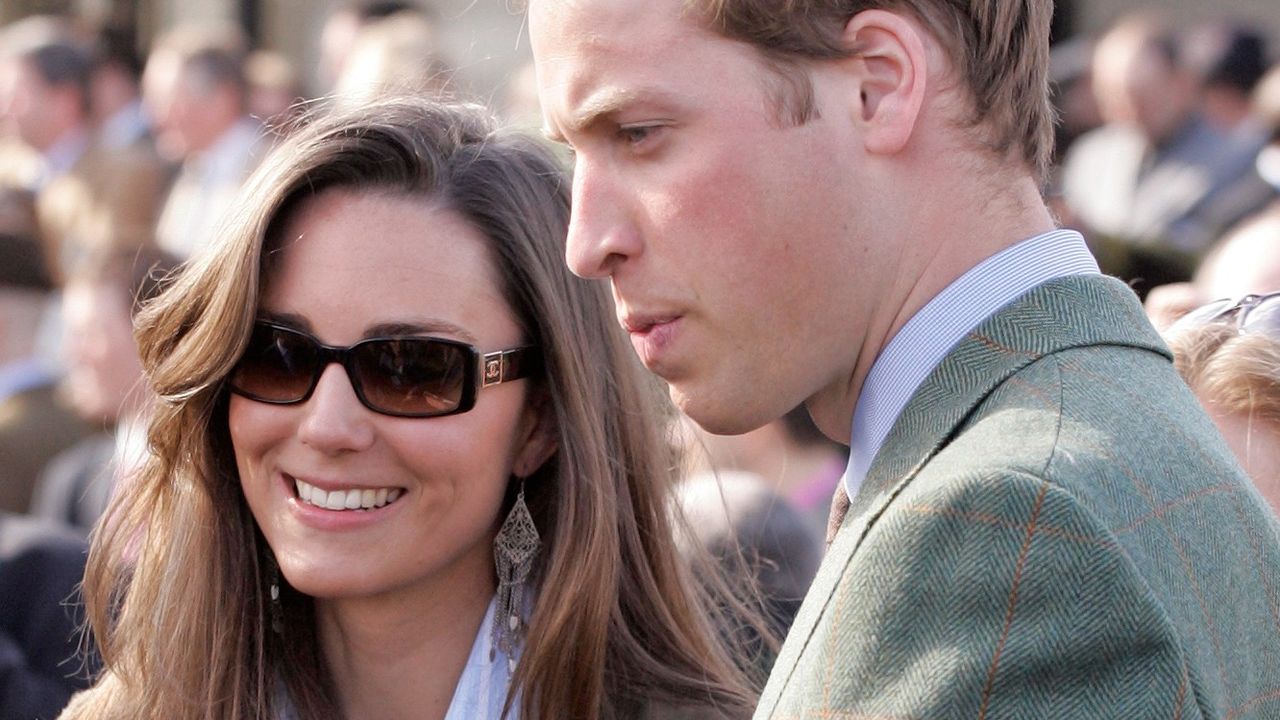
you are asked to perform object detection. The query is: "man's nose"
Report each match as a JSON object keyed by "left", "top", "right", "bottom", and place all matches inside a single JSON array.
[{"left": 565, "top": 158, "right": 641, "bottom": 279}]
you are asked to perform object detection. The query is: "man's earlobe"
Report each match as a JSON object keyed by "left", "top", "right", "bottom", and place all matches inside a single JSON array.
[{"left": 841, "top": 9, "right": 928, "bottom": 155}]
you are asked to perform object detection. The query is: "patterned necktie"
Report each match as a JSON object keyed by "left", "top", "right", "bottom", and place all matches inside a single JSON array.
[{"left": 825, "top": 484, "right": 851, "bottom": 547}]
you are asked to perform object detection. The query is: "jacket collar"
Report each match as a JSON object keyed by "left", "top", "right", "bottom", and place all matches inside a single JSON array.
[
  {"left": 852, "top": 274, "right": 1169, "bottom": 523},
  {"left": 759, "top": 274, "right": 1170, "bottom": 714}
]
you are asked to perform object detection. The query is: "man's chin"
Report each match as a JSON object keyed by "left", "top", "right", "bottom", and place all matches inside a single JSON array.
[{"left": 671, "top": 384, "right": 780, "bottom": 436}]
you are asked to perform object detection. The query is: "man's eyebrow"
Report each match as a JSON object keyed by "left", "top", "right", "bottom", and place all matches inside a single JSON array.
[{"left": 545, "top": 87, "right": 660, "bottom": 143}]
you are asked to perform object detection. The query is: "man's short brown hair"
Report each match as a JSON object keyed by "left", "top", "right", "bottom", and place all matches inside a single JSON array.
[
  {"left": 687, "top": 0, "right": 1056, "bottom": 182},
  {"left": 152, "top": 24, "right": 250, "bottom": 104}
]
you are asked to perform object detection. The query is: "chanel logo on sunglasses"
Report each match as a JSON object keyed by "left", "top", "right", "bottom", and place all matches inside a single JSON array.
[{"left": 485, "top": 359, "right": 502, "bottom": 382}]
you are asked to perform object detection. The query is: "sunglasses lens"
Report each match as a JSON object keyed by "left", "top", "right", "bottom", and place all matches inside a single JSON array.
[
  {"left": 1242, "top": 295, "right": 1280, "bottom": 338},
  {"left": 229, "top": 325, "right": 319, "bottom": 402},
  {"left": 1168, "top": 298, "right": 1237, "bottom": 333},
  {"left": 352, "top": 338, "right": 469, "bottom": 416}
]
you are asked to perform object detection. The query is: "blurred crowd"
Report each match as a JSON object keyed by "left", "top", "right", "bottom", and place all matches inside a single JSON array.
[
  {"left": 0, "top": 3, "right": 1277, "bottom": 718},
  {"left": 1049, "top": 13, "right": 1280, "bottom": 302}
]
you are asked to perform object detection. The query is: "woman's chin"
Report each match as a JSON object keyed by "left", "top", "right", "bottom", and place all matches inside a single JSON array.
[{"left": 279, "top": 560, "right": 391, "bottom": 601}]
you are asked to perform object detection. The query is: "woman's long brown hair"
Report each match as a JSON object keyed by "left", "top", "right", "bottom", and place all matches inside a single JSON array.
[{"left": 66, "top": 98, "right": 765, "bottom": 720}]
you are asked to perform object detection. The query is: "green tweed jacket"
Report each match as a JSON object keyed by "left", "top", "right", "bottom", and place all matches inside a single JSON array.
[{"left": 755, "top": 275, "right": 1280, "bottom": 720}]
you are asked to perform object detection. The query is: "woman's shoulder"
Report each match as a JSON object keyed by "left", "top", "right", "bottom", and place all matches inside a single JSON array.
[
  {"left": 58, "top": 687, "right": 106, "bottom": 720},
  {"left": 57, "top": 674, "right": 124, "bottom": 720}
]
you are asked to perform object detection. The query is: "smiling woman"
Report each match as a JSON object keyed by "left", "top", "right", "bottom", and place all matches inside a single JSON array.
[{"left": 58, "top": 98, "right": 765, "bottom": 720}]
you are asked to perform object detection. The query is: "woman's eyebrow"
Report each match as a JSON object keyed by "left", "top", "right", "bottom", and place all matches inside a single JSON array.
[
  {"left": 365, "top": 319, "right": 478, "bottom": 344},
  {"left": 253, "top": 312, "right": 479, "bottom": 344},
  {"left": 258, "top": 310, "right": 311, "bottom": 331}
]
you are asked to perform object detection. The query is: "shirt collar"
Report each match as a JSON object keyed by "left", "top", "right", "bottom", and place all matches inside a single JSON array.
[
  {"left": 843, "top": 228, "right": 1100, "bottom": 501},
  {"left": 444, "top": 595, "right": 521, "bottom": 720},
  {"left": 0, "top": 358, "right": 56, "bottom": 402},
  {"left": 191, "top": 117, "right": 262, "bottom": 180},
  {"left": 99, "top": 100, "right": 150, "bottom": 150},
  {"left": 37, "top": 128, "right": 90, "bottom": 187}
]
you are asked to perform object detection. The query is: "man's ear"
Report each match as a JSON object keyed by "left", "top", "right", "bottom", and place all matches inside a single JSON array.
[
  {"left": 513, "top": 390, "right": 558, "bottom": 478},
  {"left": 839, "top": 9, "right": 929, "bottom": 155}
]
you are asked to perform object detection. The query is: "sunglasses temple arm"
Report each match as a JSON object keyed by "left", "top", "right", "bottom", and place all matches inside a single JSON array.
[{"left": 481, "top": 347, "right": 538, "bottom": 387}]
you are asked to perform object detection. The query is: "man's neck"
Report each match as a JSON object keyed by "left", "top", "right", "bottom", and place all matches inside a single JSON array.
[
  {"left": 187, "top": 114, "right": 246, "bottom": 160},
  {"left": 807, "top": 172, "right": 1056, "bottom": 444}
]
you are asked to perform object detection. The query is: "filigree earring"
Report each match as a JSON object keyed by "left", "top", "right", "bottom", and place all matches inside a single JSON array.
[{"left": 491, "top": 480, "right": 539, "bottom": 671}]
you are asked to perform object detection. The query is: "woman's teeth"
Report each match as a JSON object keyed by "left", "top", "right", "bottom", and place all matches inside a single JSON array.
[{"left": 294, "top": 478, "right": 402, "bottom": 511}]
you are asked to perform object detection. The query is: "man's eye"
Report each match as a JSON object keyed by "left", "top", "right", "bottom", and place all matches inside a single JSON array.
[{"left": 619, "top": 125, "right": 658, "bottom": 146}]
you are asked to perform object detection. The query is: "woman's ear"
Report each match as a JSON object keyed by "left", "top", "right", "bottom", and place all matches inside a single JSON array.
[
  {"left": 839, "top": 9, "right": 929, "bottom": 155},
  {"left": 513, "top": 390, "right": 558, "bottom": 478}
]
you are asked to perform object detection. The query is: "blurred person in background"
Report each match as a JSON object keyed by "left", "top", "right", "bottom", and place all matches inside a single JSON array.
[
  {"left": 88, "top": 27, "right": 152, "bottom": 152},
  {"left": 315, "top": 1, "right": 417, "bottom": 96},
  {"left": 1, "top": 17, "right": 169, "bottom": 280},
  {"left": 0, "top": 16, "right": 92, "bottom": 195},
  {"left": 1182, "top": 22, "right": 1271, "bottom": 143},
  {"left": 1146, "top": 206, "right": 1280, "bottom": 331},
  {"left": 1060, "top": 14, "right": 1264, "bottom": 289},
  {"left": 60, "top": 98, "right": 764, "bottom": 720},
  {"left": 0, "top": 188, "right": 89, "bottom": 514},
  {"left": 0, "top": 187, "right": 51, "bottom": 393},
  {"left": 331, "top": 9, "right": 452, "bottom": 110},
  {"left": 145, "top": 25, "right": 264, "bottom": 259},
  {"left": 1144, "top": 60, "right": 1280, "bottom": 332},
  {"left": 1047, "top": 36, "right": 1101, "bottom": 170},
  {"left": 244, "top": 49, "right": 302, "bottom": 131},
  {"left": 1165, "top": 294, "right": 1280, "bottom": 515},
  {"left": 0, "top": 135, "right": 41, "bottom": 192},
  {"left": 82, "top": 27, "right": 171, "bottom": 259},
  {"left": 687, "top": 406, "right": 847, "bottom": 539},
  {"left": 0, "top": 510, "right": 92, "bottom": 720},
  {"left": 31, "top": 246, "right": 177, "bottom": 533},
  {"left": 675, "top": 472, "right": 821, "bottom": 678},
  {"left": 1175, "top": 21, "right": 1278, "bottom": 239},
  {"left": 1250, "top": 63, "right": 1280, "bottom": 198},
  {"left": 0, "top": 16, "right": 95, "bottom": 280},
  {"left": 81, "top": 27, "right": 174, "bottom": 245}
]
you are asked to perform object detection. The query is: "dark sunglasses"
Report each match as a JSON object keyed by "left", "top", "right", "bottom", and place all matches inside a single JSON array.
[
  {"left": 228, "top": 321, "right": 539, "bottom": 418},
  {"left": 1169, "top": 292, "right": 1280, "bottom": 338}
]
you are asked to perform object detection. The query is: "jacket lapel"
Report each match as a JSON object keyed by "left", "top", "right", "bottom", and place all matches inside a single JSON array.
[{"left": 757, "top": 275, "right": 1169, "bottom": 715}]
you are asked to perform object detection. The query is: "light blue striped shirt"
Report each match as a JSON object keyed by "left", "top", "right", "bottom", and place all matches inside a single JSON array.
[{"left": 844, "top": 229, "right": 1101, "bottom": 500}]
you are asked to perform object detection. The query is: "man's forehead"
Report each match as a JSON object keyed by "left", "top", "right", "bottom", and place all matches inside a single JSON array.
[
  {"left": 530, "top": 0, "right": 709, "bottom": 100},
  {"left": 530, "top": 0, "right": 670, "bottom": 35},
  {"left": 529, "top": 0, "right": 712, "bottom": 67}
]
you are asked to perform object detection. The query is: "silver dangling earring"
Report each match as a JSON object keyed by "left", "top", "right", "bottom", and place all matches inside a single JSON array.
[
  {"left": 491, "top": 480, "right": 539, "bottom": 671},
  {"left": 266, "top": 553, "right": 284, "bottom": 635}
]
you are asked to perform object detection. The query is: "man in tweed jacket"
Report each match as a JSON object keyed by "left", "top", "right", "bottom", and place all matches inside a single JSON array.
[{"left": 528, "top": 0, "right": 1280, "bottom": 717}]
